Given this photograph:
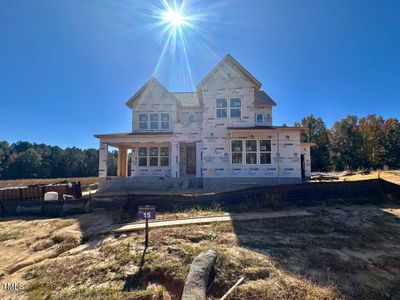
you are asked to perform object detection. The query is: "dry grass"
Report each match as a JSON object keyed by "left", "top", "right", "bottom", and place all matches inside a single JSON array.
[
  {"left": 1, "top": 203, "right": 400, "bottom": 300},
  {"left": 0, "top": 177, "right": 98, "bottom": 189},
  {"left": 339, "top": 170, "right": 400, "bottom": 184}
]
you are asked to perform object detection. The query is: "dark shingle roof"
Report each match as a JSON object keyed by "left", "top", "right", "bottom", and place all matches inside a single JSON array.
[{"left": 255, "top": 91, "right": 277, "bottom": 106}]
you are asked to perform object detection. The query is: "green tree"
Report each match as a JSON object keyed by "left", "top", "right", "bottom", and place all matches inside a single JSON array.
[
  {"left": 83, "top": 148, "right": 99, "bottom": 177},
  {"left": 383, "top": 118, "right": 400, "bottom": 169},
  {"left": 296, "top": 115, "right": 330, "bottom": 171},
  {"left": 6, "top": 148, "right": 42, "bottom": 179},
  {"left": 107, "top": 150, "right": 118, "bottom": 176},
  {"left": 329, "top": 115, "right": 362, "bottom": 171},
  {"left": 61, "top": 147, "right": 87, "bottom": 177},
  {"left": 358, "top": 115, "right": 385, "bottom": 169}
]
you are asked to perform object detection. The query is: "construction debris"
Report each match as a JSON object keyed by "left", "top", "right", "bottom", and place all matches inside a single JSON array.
[{"left": 181, "top": 250, "right": 217, "bottom": 300}]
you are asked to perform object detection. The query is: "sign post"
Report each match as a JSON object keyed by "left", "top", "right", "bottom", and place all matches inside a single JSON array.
[{"left": 138, "top": 205, "right": 156, "bottom": 248}]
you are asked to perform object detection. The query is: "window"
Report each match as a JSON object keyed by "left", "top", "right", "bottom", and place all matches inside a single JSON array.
[
  {"left": 139, "top": 114, "right": 148, "bottom": 130},
  {"left": 231, "top": 140, "right": 243, "bottom": 164},
  {"left": 256, "top": 113, "right": 263, "bottom": 124},
  {"left": 231, "top": 139, "right": 272, "bottom": 165},
  {"left": 188, "top": 114, "right": 195, "bottom": 123},
  {"left": 216, "top": 99, "right": 227, "bottom": 118},
  {"left": 230, "top": 98, "right": 241, "bottom": 118},
  {"left": 138, "top": 147, "right": 147, "bottom": 166},
  {"left": 149, "top": 147, "right": 158, "bottom": 166},
  {"left": 160, "top": 147, "right": 170, "bottom": 166},
  {"left": 216, "top": 98, "right": 242, "bottom": 118},
  {"left": 138, "top": 146, "right": 169, "bottom": 167},
  {"left": 260, "top": 140, "right": 272, "bottom": 164},
  {"left": 161, "top": 113, "right": 170, "bottom": 129},
  {"left": 245, "top": 140, "right": 257, "bottom": 164},
  {"left": 150, "top": 114, "right": 159, "bottom": 129}
]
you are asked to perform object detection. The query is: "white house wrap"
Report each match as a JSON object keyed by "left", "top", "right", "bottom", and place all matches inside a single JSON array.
[{"left": 95, "top": 55, "right": 313, "bottom": 191}]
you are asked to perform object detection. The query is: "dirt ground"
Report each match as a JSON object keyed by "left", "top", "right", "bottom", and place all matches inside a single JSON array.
[
  {"left": 326, "top": 170, "right": 400, "bottom": 185},
  {"left": 1, "top": 201, "right": 400, "bottom": 300}
]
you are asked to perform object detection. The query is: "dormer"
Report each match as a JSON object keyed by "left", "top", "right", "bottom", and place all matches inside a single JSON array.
[{"left": 254, "top": 91, "right": 277, "bottom": 126}]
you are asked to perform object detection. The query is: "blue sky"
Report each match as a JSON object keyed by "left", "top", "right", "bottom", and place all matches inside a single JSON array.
[{"left": 1, "top": 0, "right": 399, "bottom": 149}]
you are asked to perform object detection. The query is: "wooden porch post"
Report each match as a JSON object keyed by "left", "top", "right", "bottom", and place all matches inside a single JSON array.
[{"left": 117, "top": 145, "right": 128, "bottom": 177}]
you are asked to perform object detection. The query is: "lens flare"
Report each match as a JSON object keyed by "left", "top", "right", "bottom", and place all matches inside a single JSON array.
[
  {"left": 162, "top": 9, "right": 186, "bottom": 28},
  {"left": 141, "top": 0, "right": 216, "bottom": 90}
]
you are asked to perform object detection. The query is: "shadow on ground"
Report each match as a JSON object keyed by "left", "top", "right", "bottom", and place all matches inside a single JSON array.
[{"left": 229, "top": 201, "right": 400, "bottom": 299}]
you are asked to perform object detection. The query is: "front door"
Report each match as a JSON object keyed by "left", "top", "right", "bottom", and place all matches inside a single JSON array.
[
  {"left": 300, "top": 154, "right": 306, "bottom": 179},
  {"left": 186, "top": 144, "right": 196, "bottom": 176}
]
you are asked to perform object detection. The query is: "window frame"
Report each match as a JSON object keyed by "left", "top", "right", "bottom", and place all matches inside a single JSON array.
[
  {"left": 231, "top": 140, "right": 243, "bottom": 164},
  {"left": 230, "top": 139, "right": 272, "bottom": 165},
  {"left": 138, "top": 147, "right": 148, "bottom": 166},
  {"left": 139, "top": 114, "right": 148, "bottom": 130},
  {"left": 188, "top": 114, "right": 195, "bottom": 123},
  {"left": 149, "top": 147, "right": 158, "bottom": 166},
  {"left": 216, "top": 99, "right": 228, "bottom": 118},
  {"left": 160, "top": 113, "right": 170, "bottom": 130},
  {"left": 230, "top": 98, "right": 242, "bottom": 118},
  {"left": 256, "top": 113, "right": 263, "bottom": 124},
  {"left": 245, "top": 140, "right": 257, "bottom": 164},
  {"left": 259, "top": 140, "right": 272, "bottom": 165},
  {"left": 150, "top": 113, "right": 159, "bottom": 130},
  {"left": 137, "top": 146, "right": 170, "bottom": 167},
  {"left": 216, "top": 98, "right": 242, "bottom": 118},
  {"left": 160, "top": 147, "right": 170, "bottom": 166}
]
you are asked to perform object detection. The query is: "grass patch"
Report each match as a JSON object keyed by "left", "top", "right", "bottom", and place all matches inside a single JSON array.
[
  {"left": 0, "top": 231, "right": 21, "bottom": 242},
  {"left": 0, "top": 177, "right": 98, "bottom": 189}
]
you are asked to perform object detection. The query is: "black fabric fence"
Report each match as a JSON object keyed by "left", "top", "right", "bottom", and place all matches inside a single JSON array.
[
  {"left": 0, "top": 198, "right": 91, "bottom": 218},
  {"left": 93, "top": 178, "right": 399, "bottom": 212}
]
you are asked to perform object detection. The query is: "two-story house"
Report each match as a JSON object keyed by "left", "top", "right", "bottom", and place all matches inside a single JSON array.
[{"left": 95, "top": 55, "right": 313, "bottom": 191}]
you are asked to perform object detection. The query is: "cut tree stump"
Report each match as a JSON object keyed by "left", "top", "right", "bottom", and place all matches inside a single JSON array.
[{"left": 181, "top": 250, "right": 217, "bottom": 300}]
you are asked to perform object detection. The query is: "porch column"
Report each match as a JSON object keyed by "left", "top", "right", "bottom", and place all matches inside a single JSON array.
[
  {"left": 196, "top": 142, "right": 202, "bottom": 177},
  {"left": 171, "top": 142, "right": 180, "bottom": 177},
  {"left": 117, "top": 145, "right": 128, "bottom": 177},
  {"left": 99, "top": 141, "right": 108, "bottom": 178}
]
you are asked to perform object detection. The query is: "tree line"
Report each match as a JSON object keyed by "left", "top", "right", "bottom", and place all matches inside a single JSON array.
[
  {"left": 297, "top": 115, "right": 400, "bottom": 172},
  {"left": 0, "top": 114, "right": 399, "bottom": 180},
  {"left": 0, "top": 141, "right": 119, "bottom": 180}
]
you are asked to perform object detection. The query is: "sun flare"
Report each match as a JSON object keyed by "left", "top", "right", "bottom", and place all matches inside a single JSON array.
[
  {"left": 145, "top": 0, "right": 211, "bottom": 90},
  {"left": 163, "top": 9, "right": 186, "bottom": 27}
]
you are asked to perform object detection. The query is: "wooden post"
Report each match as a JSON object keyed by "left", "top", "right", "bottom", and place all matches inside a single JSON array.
[
  {"left": 138, "top": 205, "right": 155, "bottom": 248},
  {"left": 145, "top": 218, "right": 149, "bottom": 248}
]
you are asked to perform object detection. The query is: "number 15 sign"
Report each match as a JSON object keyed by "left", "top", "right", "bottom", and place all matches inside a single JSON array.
[
  {"left": 138, "top": 205, "right": 156, "bottom": 248},
  {"left": 138, "top": 205, "right": 156, "bottom": 220}
]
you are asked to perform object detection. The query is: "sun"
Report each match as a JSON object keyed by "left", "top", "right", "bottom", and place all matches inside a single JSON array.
[{"left": 162, "top": 8, "right": 186, "bottom": 28}]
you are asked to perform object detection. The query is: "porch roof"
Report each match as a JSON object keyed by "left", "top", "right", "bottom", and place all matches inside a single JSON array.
[
  {"left": 301, "top": 142, "right": 317, "bottom": 147},
  {"left": 227, "top": 126, "right": 307, "bottom": 132},
  {"left": 94, "top": 131, "right": 173, "bottom": 139}
]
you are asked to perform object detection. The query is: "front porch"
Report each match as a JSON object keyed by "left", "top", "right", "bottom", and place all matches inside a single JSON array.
[{"left": 95, "top": 132, "right": 203, "bottom": 190}]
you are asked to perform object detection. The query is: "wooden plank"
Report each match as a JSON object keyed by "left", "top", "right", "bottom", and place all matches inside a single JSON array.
[{"left": 220, "top": 277, "right": 244, "bottom": 300}]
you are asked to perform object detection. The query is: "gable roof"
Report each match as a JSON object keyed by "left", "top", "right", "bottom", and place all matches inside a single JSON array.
[
  {"left": 255, "top": 91, "right": 277, "bottom": 106},
  {"left": 197, "top": 54, "right": 262, "bottom": 90},
  {"left": 125, "top": 77, "right": 172, "bottom": 108},
  {"left": 171, "top": 92, "right": 200, "bottom": 107}
]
